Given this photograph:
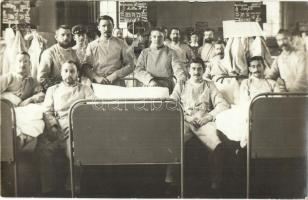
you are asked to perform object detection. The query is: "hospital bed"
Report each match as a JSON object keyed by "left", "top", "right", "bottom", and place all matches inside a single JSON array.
[
  {"left": 1, "top": 99, "right": 18, "bottom": 196},
  {"left": 247, "top": 93, "right": 308, "bottom": 198},
  {"left": 68, "top": 98, "right": 184, "bottom": 197}
]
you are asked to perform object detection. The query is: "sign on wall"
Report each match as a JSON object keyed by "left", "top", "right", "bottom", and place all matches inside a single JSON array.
[
  {"left": 119, "top": 2, "right": 148, "bottom": 22},
  {"left": 1, "top": 0, "right": 31, "bottom": 24},
  {"left": 234, "top": 2, "right": 266, "bottom": 23}
]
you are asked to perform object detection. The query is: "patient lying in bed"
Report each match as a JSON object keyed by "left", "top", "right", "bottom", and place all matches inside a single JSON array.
[
  {"left": 0, "top": 52, "right": 45, "bottom": 149},
  {"left": 215, "top": 56, "right": 285, "bottom": 147}
]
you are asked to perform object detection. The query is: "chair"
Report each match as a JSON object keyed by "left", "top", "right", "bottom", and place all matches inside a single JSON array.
[
  {"left": 247, "top": 93, "right": 308, "bottom": 198},
  {"left": 0, "top": 99, "right": 18, "bottom": 196},
  {"left": 69, "top": 98, "right": 184, "bottom": 197}
]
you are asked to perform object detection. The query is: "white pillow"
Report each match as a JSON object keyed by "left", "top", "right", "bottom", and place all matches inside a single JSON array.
[{"left": 92, "top": 83, "right": 169, "bottom": 99}]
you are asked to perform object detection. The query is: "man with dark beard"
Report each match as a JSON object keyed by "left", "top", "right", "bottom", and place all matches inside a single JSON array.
[
  {"left": 38, "top": 25, "right": 79, "bottom": 92},
  {"left": 203, "top": 40, "right": 229, "bottom": 81},
  {"left": 167, "top": 28, "right": 193, "bottom": 75},
  {"left": 265, "top": 29, "right": 308, "bottom": 92},
  {"left": 198, "top": 29, "right": 216, "bottom": 64}
]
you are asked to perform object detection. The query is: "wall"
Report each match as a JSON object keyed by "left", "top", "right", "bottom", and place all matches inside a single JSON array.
[
  {"left": 36, "top": 0, "right": 57, "bottom": 32},
  {"left": 155, "top": 1, "right": 234, "bottom": 30},
  {"left": 284, "top": 2, "right": 308, "bottom": 31}
]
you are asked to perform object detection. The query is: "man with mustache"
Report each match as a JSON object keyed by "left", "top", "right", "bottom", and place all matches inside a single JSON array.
[
  {"left": 198, "top": 29, "right": 216, "bottom": 64},
  {"left": 203, "top": 40, "right": 229, "bottom": 81},
  {"left": 265, "top": 29, "right": 308, "bottom": 92},
  {"left": 167, "top": 28, "right": 193, "bottom": 75},
  {"left": 38, "top": 25, "right": 79, "bottom": 92},
  {"left": 167, "top": 57, "right": 229, "bottom": 193},
  {"left": 83, "top": 15, "right": 134, "bottom": 86}
]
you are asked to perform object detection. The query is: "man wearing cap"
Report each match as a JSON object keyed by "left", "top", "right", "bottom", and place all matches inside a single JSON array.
[
  {"left": 83, "top": 15, "right": 134, "bottom": 86},
  {"left": 72, "top": 25, "right": 88, "bottom": 64},
  {"left": 38, "top": 25, "right": 79, "bottom": 91}
]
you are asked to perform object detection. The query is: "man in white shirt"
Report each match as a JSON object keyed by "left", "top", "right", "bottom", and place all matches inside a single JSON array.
[
  {"left": 84, "top": 15, "right": 134, "bottom": 86},
  {"left": 167, "top": 28, "right": 193, "bottom": 75},
  {"left": 198, "top": 29, "right": 216, "bottom": 64},
  {"left": 38, "top": 25, "right": 79, "bottom": 92},
  {"left": 135, "top": 28, "right": 187, "bottom": 93},
  {"left": 72, "top": 25, "right": 88, "bottom": 64},
  {"left": 265, "top": 29, "right": 308, "bottom": 92}
]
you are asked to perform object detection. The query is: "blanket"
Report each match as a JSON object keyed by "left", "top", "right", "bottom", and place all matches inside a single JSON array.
[
  {"left": 15, "top": 103, "right": 45, "bottom": 137},
  {"left": 215, "top": 103, "right": 250, "bottom": 148}
]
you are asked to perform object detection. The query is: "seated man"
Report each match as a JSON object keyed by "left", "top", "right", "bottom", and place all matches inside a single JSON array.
[
  {"left": 168, "top": 57, "right": 229, "bottom": 190},
  {"left": 203, "top": 40, "right": 229, "bottom": 81},
  {"left": 237, "top": 56, "right": 285, "bottom": 104},
  {"left": 135, "top": 28, "right": 187, "bottom": 93},
  {"left": 1, "top": 51, "right": 45, "bottom": 196},
  {"left": 0, "top": 51, "right": 44, "bottom": 106},
  {"left": 216, "top": 56, "right": 286, "bottom": 148},
  {"left": 36, "top": 61, "right": 94, "bottom": 196}
]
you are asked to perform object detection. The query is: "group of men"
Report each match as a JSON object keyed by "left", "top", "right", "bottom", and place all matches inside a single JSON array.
[{"left": 3, "top": 14, "right": 307, "bottom": 197}]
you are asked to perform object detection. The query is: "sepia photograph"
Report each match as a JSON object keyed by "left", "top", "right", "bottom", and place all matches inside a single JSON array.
[{"left": 0, "top": 0, "right": 307, "bottom": 198}]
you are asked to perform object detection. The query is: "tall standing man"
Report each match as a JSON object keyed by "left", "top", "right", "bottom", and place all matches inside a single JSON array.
[
  {"left": 198, "top": 29, "right": 216, "bottom": 64},
  {"left": 38, "top": 25, "right": 79, "bottom": 91},
  {"left": 167, "top": 28, "right": 193, "bottom": 74},
  {"left": 83, "top": 15, "right": 134, "bottom": 86}
]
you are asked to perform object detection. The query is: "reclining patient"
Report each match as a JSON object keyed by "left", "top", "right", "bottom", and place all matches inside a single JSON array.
[
  {"left": 0, "top": 51, "right": 44, "bottom": 106},
  {"left": 168, "top": 57, "right": 229, "bottom": 190},
  {"left": 216, "top": 56, "right": 285, "bottom": 147},
  {"left": 0, "top": 51, "right": 45, "bottom": 149},
  {"left": 36, "top": 60, "right": 94, "bottom": 196}
]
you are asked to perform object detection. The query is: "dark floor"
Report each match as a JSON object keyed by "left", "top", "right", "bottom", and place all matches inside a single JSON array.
[{"left": 1, "top": 137, "right": 306, "bottom": 198}]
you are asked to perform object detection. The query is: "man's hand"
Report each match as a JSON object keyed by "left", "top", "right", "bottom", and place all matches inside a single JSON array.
[
  {"left": 106, "top": 73, "right": 118, "bottom": 84},
  {"left": 185, "top": 116, "right": 200, "bottom": 128},
  {"left": 148, "top": 79, "right": 159, "bottom": 87},
  {"left": 93, "top": 76, "right": 110, "bottom": 85},
  {"left": 277, "top": 78, "right": 287, "bottom": 92},
  {"left": 51, "top": 125, "right": 58, "bottom": 133},
  {"left": 47, "top": 125, "right": 60, "bottom": 141},
  {"left": 100, "top": 77, "right": 110, "bottom": 85},
  {"left": 32, "top": 92, "right": 45, "bottom": 103},
  {"left": 19, "top": 98, "right": 33, "bottom": 107},
  {"left": 196, "top": 114, "right": 213, "bottom": 127}
]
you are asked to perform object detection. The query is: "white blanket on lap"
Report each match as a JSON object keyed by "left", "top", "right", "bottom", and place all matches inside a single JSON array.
[
  {"left": 15, "top": 103, "right": 45, "bottom": 137},
  {"left": 215, "top": 103, "right": 250, "bottom": 148},
  {"left": 92, "top": 84, "right": 170, "bottom": 99}
]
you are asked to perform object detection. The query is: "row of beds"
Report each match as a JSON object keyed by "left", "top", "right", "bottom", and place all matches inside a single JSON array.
[{"left": 1, "top": 76, "right": 307, "bottom": 198}]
